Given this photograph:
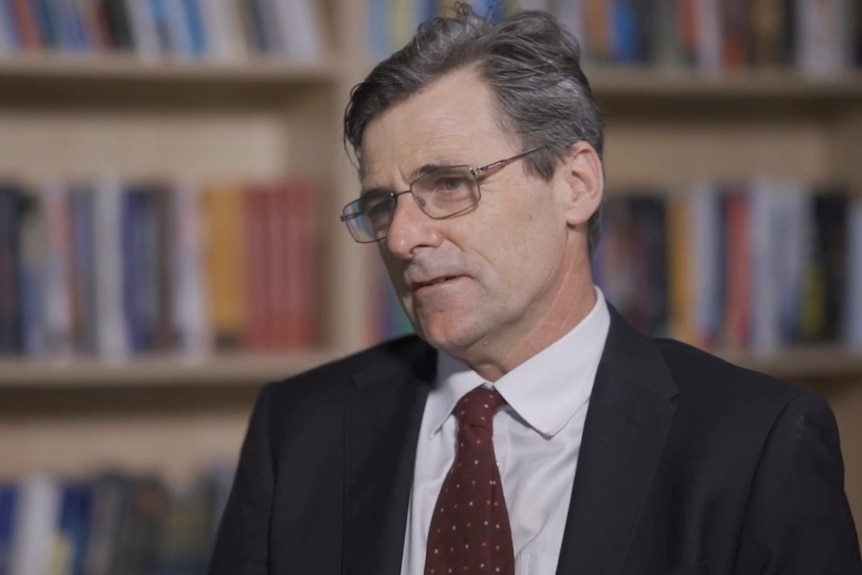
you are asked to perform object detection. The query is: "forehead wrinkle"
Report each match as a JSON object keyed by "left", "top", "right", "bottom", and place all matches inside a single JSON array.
[{"left": 359, "top": 70, "right": 518, "bottom": 190}]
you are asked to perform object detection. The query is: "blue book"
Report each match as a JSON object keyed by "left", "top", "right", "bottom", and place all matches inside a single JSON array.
[
  {"left": 50, "top": 0, "right": 80, "bottom": 51},
  {"left": 122, "top": 188, "right": 148, "bottom": 354},
  {"left": 33, "top": 0, "right": 57, "bottom": 47},
  {"left": 70, "top": 186, "right": 97, "bottom": 355},
  {"left": 486, "top": 0, "right": 507, "bottom": 22},
  {"left": 367, "top": 0, "right": 389, "bottom": 60},
  {"left": 57, "top": 483, "right": 93, "bottom": 575},
  {"left": 0, "top": 0, "right": 21, "bottom": 51},
  {"left": 0, "top": 483, "right": 17, "bottom": 575},
  {"left": 611, "top": 0, "right": 639, "bottom": 63},
  {"left": 181, "top": 0, "right": 207, "bottom": 56},
  {"left": 419, "top": 0, "right": 437, "bottom": 23},
  {"left": 63, "top": 0, "right": 89, "bottom": 52},
  {"left": 150, "top": 0, "right": 173, "bottom": 53}
]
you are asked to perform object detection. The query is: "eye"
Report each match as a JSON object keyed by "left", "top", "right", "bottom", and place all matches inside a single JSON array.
[
  {"left": 426, "top": 169, "right": 473, "bottom": 195},
  {"left": 360, "top": 191, "right": 394, "bottom": 223},
  {"left": 439, "top": 177, "right": 469, "bottom": 191}
]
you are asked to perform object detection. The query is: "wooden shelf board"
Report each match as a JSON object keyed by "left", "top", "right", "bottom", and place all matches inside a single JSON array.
[
  {"left": 0, "top": 346, "right": 859, "bottom": 389},
  {"left": 0, "top": 52, "right": 338, "bottom": 83},
  {"left": 721, "top": 346, "right": 862, "bottom": 380},
  {"left": 588, "top": 67, "right": 862, "bottom": 99},
  {"left": 0, "top": 349, "right": 348, "bottom": 388}
]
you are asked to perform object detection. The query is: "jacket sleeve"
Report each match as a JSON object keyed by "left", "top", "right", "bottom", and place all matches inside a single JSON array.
[
  {"left": 734, "top": 390, "right": 862, "bottom": 574},
  {"left": 207, "top": 383, "right": 275, "bottom": 575}
]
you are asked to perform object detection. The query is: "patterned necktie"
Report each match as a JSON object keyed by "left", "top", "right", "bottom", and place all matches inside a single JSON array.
[{"left": 424, "top": 387, "right": 515, "bottom": 575}]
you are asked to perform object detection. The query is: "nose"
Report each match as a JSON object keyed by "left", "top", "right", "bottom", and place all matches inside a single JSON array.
[{"left": 384, "top": 191, "right": 443, "bottom": 259}]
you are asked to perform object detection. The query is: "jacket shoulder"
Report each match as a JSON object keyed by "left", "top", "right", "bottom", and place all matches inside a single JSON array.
[
  {"left": 654, "top": 337, "right": 829, "bottom": 420},
  {"left": 261, "top": 334, "right": 434, "bottom": 406}
]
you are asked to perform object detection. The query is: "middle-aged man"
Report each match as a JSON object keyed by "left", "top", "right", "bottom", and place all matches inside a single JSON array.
[{"left": 208, "top": 5, "right": 862, "bottom": 575}]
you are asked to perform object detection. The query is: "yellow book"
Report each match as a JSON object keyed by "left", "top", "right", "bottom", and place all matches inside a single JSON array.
[
  {"left": 667, "top": 194, "right": 693, "bottom": 344},
  {"left": 390, "top": 0, "right": 416, "bottom": 51},
  {"left": 438, "top": 0, "right": 459, "bottom": 17},
  {"left": 203, "top": 183, "right": 248, "bottom": 349}
]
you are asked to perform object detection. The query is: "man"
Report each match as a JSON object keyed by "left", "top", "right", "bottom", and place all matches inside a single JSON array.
[{"left": 208, "top": 5, "right": 861, "bottom": 575}]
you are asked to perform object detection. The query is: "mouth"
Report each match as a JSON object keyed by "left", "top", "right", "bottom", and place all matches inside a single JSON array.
[{"left": 413, "top": 275, "right": 461, "bottom": 291}]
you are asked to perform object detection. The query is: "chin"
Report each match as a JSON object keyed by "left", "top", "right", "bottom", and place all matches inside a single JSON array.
[{"left": 416, "top": 318, "right": 486, "bottom": 357}]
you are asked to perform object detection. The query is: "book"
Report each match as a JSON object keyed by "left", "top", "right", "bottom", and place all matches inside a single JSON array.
[
  {"left": 203, "top": 184, "right": 247, "bottom": 351},
  {"left": 0, "top": 182, "right": 22, "bottom": 356},
  {"left": 93, "top": 175, "right": 128, "bottom": 361},
  {"left": 795, "top": 0, "right": 853, "bottom": 77},
  {"left": 41, "top": 180, "right": 73, "bottom": 358},
  {"left": 847, "top": 196, "right": 862, "bottom": 349},
  {"left": 9, "top": 474, "right": 61, "bottom": 575},
  {"left": 270, "top": 0, "right": 326, "bottom": 62},
  {"left": 171, "top": 180, "right": 210, "bottom": 358},
  {"left": 0, "top": 483, "right": 17, "bottom": 575}
]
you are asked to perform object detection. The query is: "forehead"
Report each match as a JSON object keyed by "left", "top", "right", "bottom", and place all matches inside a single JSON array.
[{"left": 359, "top": 69, "right": 516, "bottom": 182}]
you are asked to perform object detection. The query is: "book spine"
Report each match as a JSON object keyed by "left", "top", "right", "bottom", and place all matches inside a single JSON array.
[
  {"left": 0, "top": 184, "right": 21, "bottom": 356},
  {"left": 847, "top": 197, "right": 862, "bottom": 350},
  {"left": 93, "top": 175, "right": 128, "bottom": 361}
]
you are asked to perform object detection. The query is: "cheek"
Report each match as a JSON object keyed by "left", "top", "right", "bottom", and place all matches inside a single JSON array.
[{"left": 381, "top": 255, "right": 406, "bottom": 290}]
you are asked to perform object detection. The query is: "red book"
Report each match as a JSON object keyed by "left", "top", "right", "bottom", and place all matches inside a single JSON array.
[
  {"left": 725, "top": 190, "right": 751, "bottom": 349},
  {"left": 296, "top": 181, "right": 319, "bottom": 347},
  {"left": 267, "top": 183, "right": 290, "bottom": 349},
  {"left": 282, "top": 180, "right": 318, "bottom": 348},
  {"left": 11, "top": 0, "right": 41, "bottom": 49},
  {"left": 284, "top": 182, "right": 303, "bottom": 348},
  {"left": 244, "top": 184, "right": 270, "bottom": 351}
]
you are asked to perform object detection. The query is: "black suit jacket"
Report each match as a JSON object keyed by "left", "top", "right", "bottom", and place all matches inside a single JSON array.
[{"left": 208, "top": 308, "right": 862, "bottom": 575}]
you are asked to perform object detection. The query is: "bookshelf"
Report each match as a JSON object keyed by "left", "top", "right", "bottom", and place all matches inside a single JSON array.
[{"left": 0, "top": 0, "right": 860, "bottom": 564}]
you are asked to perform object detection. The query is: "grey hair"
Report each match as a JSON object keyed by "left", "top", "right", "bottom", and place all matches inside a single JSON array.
[{"left": 343, "top": 2, "right": 604, "bottom": 253}]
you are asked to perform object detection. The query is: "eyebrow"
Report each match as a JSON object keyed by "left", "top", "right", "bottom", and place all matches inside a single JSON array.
[
  {"left": 359, "top": 185, "right": 394, "bottom": 198},
  {"left": 408, "top": 161, "right": 467, "bottom": 182},
  {"left": 359, "top": 160, "right": 470, "bottom": 197}
]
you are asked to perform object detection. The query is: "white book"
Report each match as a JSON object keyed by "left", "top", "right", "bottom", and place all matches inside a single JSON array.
[
  {"left": 554, "top": 0, "right": 584, "bottom": 51},
  {"left": 795, "top": 0, "right": 852, "bottom": 77},
  {"left": 749, "top": 179, "right": 780, "bottom": 354},
  {"left": 124, "top": 0, "right": 161, "bottom": 60},
  {"left": 270, "top": 0, "right": 326, "bottom": 62},
  {"left": 775, "top": 182, "right": 810, "bottom": 344},
  {"left": 93, "top": 175, "right": 129, "bottom": 362},
  {"left": 40, "top": 180, "right": 73, "bottom": 358},
  {"left": 172, "top": 180, "right": 211, "bottom": 359},
  {"left": 199, "top": 0, "right": 243, "bottom": 61},
  {"left": 517, "top": 0, "right": 552, "bottom": 11},
  {"left": 690, "top": 181, "right": 721, "bottom": 347},
  {"left": 9, "top": 474, "right": 61, "bottom": 575},
  {"left": 695, "top": 0, "right": 723, "bottom": 73},
  {"left": 256, "top": 0, "right": 285, "bottom": 56},
  {"left": 846, "top": 197, "right": 862, "bottom": 350},
  {"left": 163, "top": 0, "right": 194, "bottom": 58}
]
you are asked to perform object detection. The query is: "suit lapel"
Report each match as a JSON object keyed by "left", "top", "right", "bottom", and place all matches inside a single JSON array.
[
  {"left": 344, "top": 337, "right": 436, "bottom": 575},
  {"left": 555, "top": 307, "right": 678, "bottom": 575}
]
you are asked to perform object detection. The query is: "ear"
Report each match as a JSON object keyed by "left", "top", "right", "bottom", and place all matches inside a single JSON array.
[{"left": 556, "top": 141, "right": 604, "bottom": 227}]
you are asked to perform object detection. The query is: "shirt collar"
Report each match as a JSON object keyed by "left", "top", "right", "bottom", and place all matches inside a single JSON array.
[{"left": 427, "top": 287, "right": 611, "bottom": 438}]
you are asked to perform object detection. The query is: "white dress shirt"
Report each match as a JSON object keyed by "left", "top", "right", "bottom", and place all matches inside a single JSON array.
[{"left": 400, "top": 288, "right": 611, "bottom": 575}]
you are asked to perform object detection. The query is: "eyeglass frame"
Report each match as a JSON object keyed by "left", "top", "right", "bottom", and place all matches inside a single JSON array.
[{"left": 340, "top": 146, "right": 545, "bottom": 243}]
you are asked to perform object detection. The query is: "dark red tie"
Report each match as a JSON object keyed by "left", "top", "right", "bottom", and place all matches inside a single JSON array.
[{"left": 424, "top": 387, "right": 515, "bottom": 575}]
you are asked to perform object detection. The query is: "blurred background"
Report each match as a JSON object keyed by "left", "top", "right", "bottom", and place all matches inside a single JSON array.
[{"left": 0, "top": 0, "right": 860, "bottom": 572}]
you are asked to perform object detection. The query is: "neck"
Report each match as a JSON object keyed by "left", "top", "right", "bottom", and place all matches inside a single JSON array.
[{"left": 455, "top": 271, "right": 598, "bottom": 382}]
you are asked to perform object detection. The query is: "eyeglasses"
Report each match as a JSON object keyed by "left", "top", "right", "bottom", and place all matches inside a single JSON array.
[{"left": 340, "top": 146, "right": 545, "bottom": 243}]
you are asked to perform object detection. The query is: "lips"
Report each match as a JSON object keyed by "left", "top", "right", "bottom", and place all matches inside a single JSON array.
[{"left": 412, "top": 275, "right": 460, "bottom": 290}]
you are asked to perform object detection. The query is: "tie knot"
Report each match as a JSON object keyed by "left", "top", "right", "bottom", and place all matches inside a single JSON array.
[{"left": 455, "top": 387, "right": 506, "bottom": 430}]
